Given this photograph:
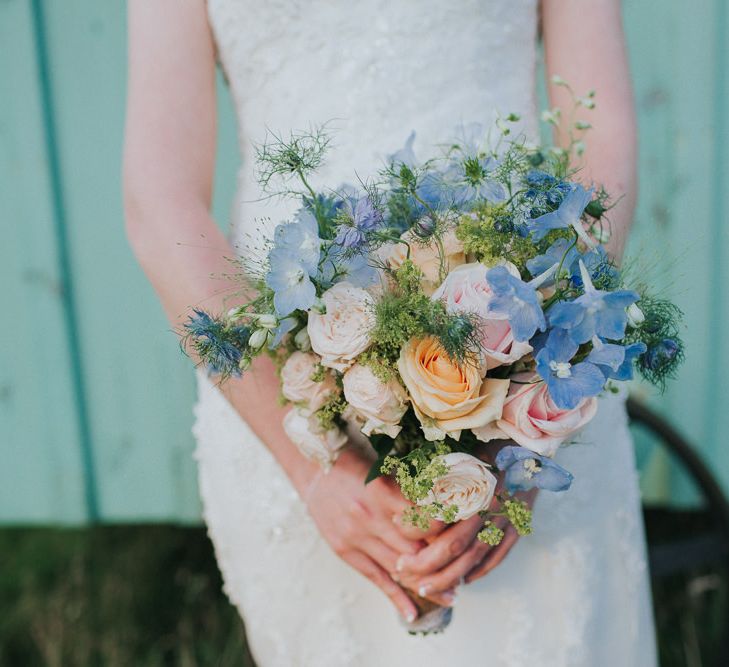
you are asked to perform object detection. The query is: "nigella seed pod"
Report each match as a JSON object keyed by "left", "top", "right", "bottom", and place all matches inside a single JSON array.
[
  {"left": 238, "top": 356, "right": 252, "bottom": 372},
  {"left": 412, "top": 216, "right": 437, "bottom": 239},
  {"left": 644, "top": 339, "right": 679, "bottom": 370}
]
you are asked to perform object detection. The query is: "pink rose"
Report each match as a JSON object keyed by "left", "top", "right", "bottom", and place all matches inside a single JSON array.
[
  {"left": 473, "top": 376, "right": 598, "bottom": 456},
  {"left": 431, "top": 262, "right": 532, "bottom": 371}
]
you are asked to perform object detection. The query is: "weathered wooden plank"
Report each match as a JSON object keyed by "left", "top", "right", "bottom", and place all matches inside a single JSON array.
[
  {"left": 0, "top": 0, "right": 87, "bottom": 523},
  {"left": 37, "top": 0, "right": 239, "bottom": 522}
]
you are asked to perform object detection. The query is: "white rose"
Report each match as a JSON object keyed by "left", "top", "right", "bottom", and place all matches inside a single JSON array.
[
  {"left": 307, "top": 282, "right": 375, "bottom": 372},
  {"left": 418, "top": 452, "right": 497, "bottom": 521},
  {"left": 342, "top": 364, "right": 408, "bottom": 438},
  {"left": 280, "top": 351, "right": 338, "bottom": 412},
  {"left": 283, "top": 409, "right": 347, "bottom": 471},
  {"left": 431, "top": 261, "right": 532, "bottom": 371}
]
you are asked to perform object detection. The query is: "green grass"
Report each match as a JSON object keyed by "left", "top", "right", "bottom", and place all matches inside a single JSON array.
[
  {"left": 0, "top": 518, "right": 726, "bottom": 666},
  {"left": 0, "top": 527, "right": 253, "bottom": 667}
]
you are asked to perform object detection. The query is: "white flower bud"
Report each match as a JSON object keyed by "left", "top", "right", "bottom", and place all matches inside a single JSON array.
[
  {"left": 551, "top": 74, "right": 567, "bottom": 87},
  {"left": 591, "top": 226, "right": 611, "bottom": 244},
  {"left": 294, "top": 327, "right": 312, "bottom": 351},
  {"left": 257, "top": 313, "right": 278, "bottom": 329},
  {"left": 248, "top": 328, "right": 270, "bottom": 351},
  {"left": 627, "top": 303, "right": 645, "bottom": 328},
  {"left": 311, "top": 298, "right": 327, "bottom": 315},
  {"left": 227, "top": 306, "right": 245, "bottom": 321},
  {"left": 238, "top": 356, "right": 251, "bottom": 372}
]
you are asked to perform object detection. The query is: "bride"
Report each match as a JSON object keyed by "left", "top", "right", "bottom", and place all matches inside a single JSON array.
[{"left": 124, "top": 1, "right": 657, "bottom": 664}]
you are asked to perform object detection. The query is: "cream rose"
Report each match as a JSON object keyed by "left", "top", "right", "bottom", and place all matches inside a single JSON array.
[
  {"left": 418, "top": 452, "right": 497, "bottom": 521},
  {"left": 473, "top": 375, "right": 598, "bottom": 456},
  {"left": 397, "top": 336, "right": 510, "bottom": 441},
  {"left": 280, "top": 351, "right": 339, "bottom": 412},
  {"left": 307, "top": 282, "right": 375, "bottom": 372},
  {"left": 385, "top": 228, "right": 466, "bottom": 294},
  {"left": 283, "top": 409, "right": 348, "bottom": 470},
  {"left": 431, "top": 261, "right": 532, "bottom": 371},
  {"left": 342, "top": 364, "right": 408, "bottom": 438}
]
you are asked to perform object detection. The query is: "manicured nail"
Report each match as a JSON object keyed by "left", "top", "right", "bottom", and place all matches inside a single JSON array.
[
  {"left": 441, "top": 589, "right": 456, "bottom": 606},
  {"left": 396, "top": 555, "right": 408, "bottom": 572},
  {"left": 418, "top": 584, "right": 431, "bottom": 597},
  {"left": 390, "top": 572, "right": 400, "bottom": 583},
  {"left": 406, "top": 610, "right": 416, "bottom": 623},
  {"left": 392, "top": 514, "right": 400, "bottom": 525}
]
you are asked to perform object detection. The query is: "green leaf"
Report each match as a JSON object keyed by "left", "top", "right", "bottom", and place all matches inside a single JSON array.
[{"left": 365, "top": 457, "right": 388, "bottom": 484}]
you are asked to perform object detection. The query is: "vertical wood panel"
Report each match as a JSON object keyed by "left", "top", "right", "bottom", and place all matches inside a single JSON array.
[
  {"left": 625, "top": 0, "right": 723, "bottom": 503},
  {"left": 0, "top": 0, "right": 87, "bottom": 523}
]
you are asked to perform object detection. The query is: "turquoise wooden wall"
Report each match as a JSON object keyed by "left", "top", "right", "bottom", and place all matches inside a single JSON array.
[{"left": 1, "top": 0, "right": 726, "bottom": 523}]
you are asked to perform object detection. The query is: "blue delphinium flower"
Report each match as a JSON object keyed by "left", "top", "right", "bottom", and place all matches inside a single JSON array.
[
  {"left": 569, "top": 246, "right": 619, "bottom": 289},
  {"left": 495, "top": 445, "right": 574, "bottom": 493},
  {"left": 273, "top": 209, "right": 321, "bottom": 276},
  {"left": 334, "top": 196, "right": 382, "bottom": 250},
  {"left": 587, "top": 338, "right": 647, "bottom": 381},
  {"left": 527, "top": 183, "right": 593, "bottom": 242},
  {"left": 269, "top": 316, "right": 297, "bottom": 348},
  {"left": 486, "top": 266, "right": 547, "bottom": 342},
  {"left": 526, "top": 237, "right": 580, "bottom": 281},
  {"left": 535, "top": 328, "right": 605, "bottom": 409},
  {"left": 548, "top": 260, "right": 640, "bottom": 344},
  {"left": 320, "top": 245, "right": 379, "bottom": 288},
  {"left": 265, "top": 247, "right": 317, "bottom": 316}
]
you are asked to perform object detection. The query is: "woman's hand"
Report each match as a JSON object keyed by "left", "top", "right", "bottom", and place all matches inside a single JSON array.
[
  {"left": 395, "top": 485, "right": 537, "bottom": 598},
  {"left": 305, "top": 447, "right": 448, "bottom": 621}
]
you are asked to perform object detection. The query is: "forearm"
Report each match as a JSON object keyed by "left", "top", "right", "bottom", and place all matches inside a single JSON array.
[
  {"left": 542, "top": 0, "right": 637, "bottom": 261},
  {"left": 125, "top": 203, "right": 319, "bottom": 495}
]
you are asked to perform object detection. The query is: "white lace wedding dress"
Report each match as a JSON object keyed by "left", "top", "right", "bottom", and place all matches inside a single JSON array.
[{"left": 193, "top": 1, "right": 658, "bottom": 665}]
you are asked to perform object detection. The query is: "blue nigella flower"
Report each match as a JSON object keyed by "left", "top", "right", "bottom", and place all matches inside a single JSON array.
[
  {"left": 548, "top": 260, "right": 640, "bottom": 344},
  {"left": 445, "top": 155, "right": 506, "bottom": 205},
  {"left": 535, "top": 328, "right": 605, "bottom": 409},
  {"left": 273, "top": 210, "right": 321, "bottom": 276},
  {"left": 486, "top": 265, "right": 547, "bottom": 342},
  {"left": 527, "top": 183, "right": 594, "bottom": 242},
  {"left": 495, "top": 445, "right": 574, "bottom": 493},
  {"left": 265, "top": 247, "right": 317, "bottom": 316},
  {"left": 184, "top": 310, "right": 248, "bottom": 376},
  {"left": 526, "top": 237, "right": 580, "bottom": 281},
  {"left": 334, "top": 196, "right": 383, "bottom": 250},
  {"left": 587, "top": 338, "right": 647, "bottom": 381}
]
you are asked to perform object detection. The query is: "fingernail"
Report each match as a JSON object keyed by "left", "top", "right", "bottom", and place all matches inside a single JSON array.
[
  {"left": 396, "top": 555, "right": 408, "bottom": 572},
  {"left": 405, "top": 610, "right": 417, "bottom": 623},
  {"left": 392, "top": 514, "right": 400, "bottom": 525},
  {"left": 418, "top": 583, "right": 431, "bottom": 597},
  {"left": 442, "top": 589, "right": 456, "bottom": 606},
  {"left": 390, "top": 572, "right": 400, "bottom": 583}
]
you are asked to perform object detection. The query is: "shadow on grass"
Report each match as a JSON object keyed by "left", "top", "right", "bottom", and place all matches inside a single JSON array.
[{"left": 0, "top": 526, "right": 254, "bottom": 667}]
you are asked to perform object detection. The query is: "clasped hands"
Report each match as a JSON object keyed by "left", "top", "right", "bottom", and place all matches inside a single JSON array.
[{"left": 304, "top": 445, "right": 536, "bottom": 622}]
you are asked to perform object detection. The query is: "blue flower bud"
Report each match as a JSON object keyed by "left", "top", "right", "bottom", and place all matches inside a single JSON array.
[
  {"left": 644, "top": 339, "right": 679, "bottom": 370},
  {"left": 412, "top": 216, "right": 437, "bottom": 239}
]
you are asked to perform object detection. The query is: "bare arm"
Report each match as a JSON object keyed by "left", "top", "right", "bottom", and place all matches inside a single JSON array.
[
  {"left": 123, "top": 0, "right": 432, "bottom": 620},
  {"left": 542, "top": 0, "right": 638, "bottom": 261}
]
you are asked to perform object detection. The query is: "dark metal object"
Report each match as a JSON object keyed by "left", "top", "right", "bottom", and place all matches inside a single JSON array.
[{"left": 627, "top": 397, "right": 729, "bottom": 666}]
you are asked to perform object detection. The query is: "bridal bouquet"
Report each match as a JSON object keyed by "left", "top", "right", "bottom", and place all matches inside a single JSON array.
[{"left": 183, "top": 93, "right": 683, "bottom": 631}]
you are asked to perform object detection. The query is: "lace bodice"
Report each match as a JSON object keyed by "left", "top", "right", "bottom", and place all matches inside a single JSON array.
[{"left": 207, "top": 0, "right": 539, "bottom": 247}]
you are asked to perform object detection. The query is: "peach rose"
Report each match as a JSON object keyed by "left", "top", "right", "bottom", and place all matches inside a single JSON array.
[
  {"left": 385, "top": 228, "right": 465, "bottom": 294},
  {"left": 473, "top": 375, "right": 598, "bottom": 456},
  {"left": 431, "top": 262, "right": 533, "bottom": 371},
  {"left": 397, "top": 336, "right": 509, "bottom": 441},
  {"left": 280, "top": 351, "right": 339, "bottom": 413}
]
